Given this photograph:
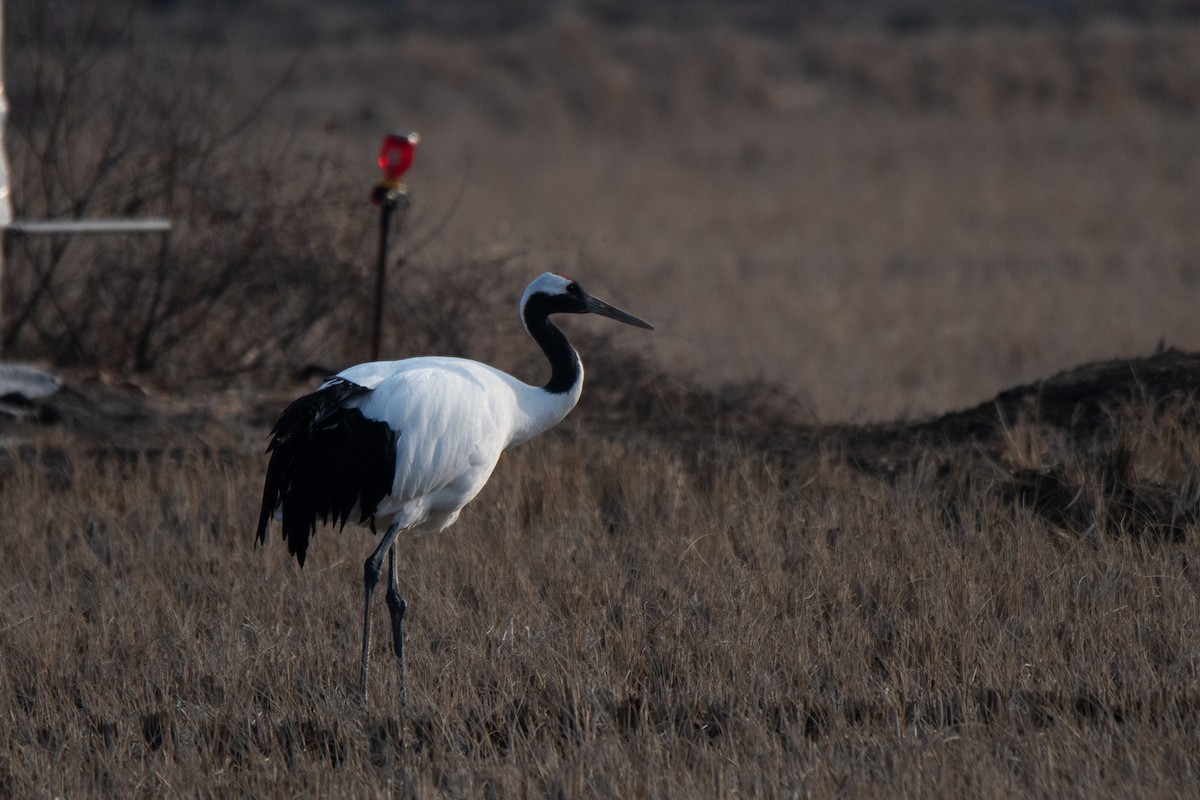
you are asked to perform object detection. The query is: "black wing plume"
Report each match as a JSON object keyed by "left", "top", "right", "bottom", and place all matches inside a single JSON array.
[{"left": 255, "top": 378, "right": 398, "bottom": 566}]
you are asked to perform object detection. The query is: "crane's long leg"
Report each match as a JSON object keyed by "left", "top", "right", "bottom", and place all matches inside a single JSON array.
[
  {"left": 385, "top": 543, "right": 409, "bottom": 708},
  {"left": 361, "top": 520, "right": 403, "bottom": 703}
]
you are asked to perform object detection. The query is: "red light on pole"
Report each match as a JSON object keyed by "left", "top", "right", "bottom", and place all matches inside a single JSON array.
[
  {"left": 378, "top": 130, "right": 419, "bottom": 187},
  {"left": 369, "top": 128, "right": 419, "bottom": 360}
]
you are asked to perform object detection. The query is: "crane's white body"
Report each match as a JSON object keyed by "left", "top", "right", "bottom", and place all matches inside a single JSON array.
[{"left": 332, "top": 355, "right": 583, "bottom": 534}]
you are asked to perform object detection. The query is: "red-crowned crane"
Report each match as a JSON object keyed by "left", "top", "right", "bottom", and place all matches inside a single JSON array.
[{"left": 255, "top": 272, "right": 653, "bottom": 703}]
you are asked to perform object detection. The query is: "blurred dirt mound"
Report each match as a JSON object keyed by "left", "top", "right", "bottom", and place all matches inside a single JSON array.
[
  {"left": 888, "top": 347, "right": 1200, "bottom": 443},
  {"left": 589, "top": 346, "right": 1200, "bottom": 451}
]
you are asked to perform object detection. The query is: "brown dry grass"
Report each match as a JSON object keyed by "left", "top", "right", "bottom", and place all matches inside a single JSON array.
[{"left": 3, "top": 379, "right": 1200, "bottom": 796}]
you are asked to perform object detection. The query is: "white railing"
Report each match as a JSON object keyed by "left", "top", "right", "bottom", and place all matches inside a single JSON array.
[{"left": 6, "top": 219, "right": 171, "bottom": 235}]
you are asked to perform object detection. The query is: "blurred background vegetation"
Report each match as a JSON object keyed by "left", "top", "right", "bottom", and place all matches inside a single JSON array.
[{"left": 5, "top": 0, "right": 1200, "bottom": 418}]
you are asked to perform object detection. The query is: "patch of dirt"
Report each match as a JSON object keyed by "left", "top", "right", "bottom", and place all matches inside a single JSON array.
[{"left": 0, "top": 369, "right": 291, "bottom": 452}]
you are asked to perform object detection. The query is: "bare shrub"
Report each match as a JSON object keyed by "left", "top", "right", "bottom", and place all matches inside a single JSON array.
[{"left": 3, "top": 2, "right": 378, "bottom": 383}]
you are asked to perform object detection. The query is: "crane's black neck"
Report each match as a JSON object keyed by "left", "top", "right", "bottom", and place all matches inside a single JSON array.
[{"left": 523, "top": 296, "right": 581, "bottom": 395}]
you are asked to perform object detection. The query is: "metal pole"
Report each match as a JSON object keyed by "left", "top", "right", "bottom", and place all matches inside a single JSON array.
[{"left": 370, "top": 195, "right": 403, "bottom": 362}]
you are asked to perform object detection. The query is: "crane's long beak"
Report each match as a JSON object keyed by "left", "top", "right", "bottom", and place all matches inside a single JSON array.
[{"left": 584, "top": 294, "right": 655, "bottom": 330}]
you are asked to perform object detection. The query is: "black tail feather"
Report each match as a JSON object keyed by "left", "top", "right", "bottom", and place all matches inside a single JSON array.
[{"left": 256, "top": 379, "right": 398, "bottom": 567}]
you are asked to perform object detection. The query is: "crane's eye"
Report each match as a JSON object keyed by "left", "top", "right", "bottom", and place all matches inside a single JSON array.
[{"left": 566, "top": 282, "right": 580, "bottom": 294}]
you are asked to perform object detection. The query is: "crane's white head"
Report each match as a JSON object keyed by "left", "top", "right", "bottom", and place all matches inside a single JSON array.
[{"left": 520, "top": 273, "right": 654, "bottom": 330}]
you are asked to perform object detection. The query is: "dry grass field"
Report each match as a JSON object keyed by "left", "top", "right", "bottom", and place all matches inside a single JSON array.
[
  {"left": 4, "top": 1, "right": 1200, "bottom": 797},
  {"left": 4, "top": 354, "right": 1200, "bottom": 797}
]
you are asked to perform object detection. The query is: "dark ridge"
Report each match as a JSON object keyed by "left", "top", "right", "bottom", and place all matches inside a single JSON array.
[
  {"left": 898, "top": 347, "right": 1200, "bottom": 444},
  {"left": 584, "top": 345, "right": 1200, "bottom": 461},
  {"left": 256, "top": 378, "right": 397, "bottom": 567}
]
